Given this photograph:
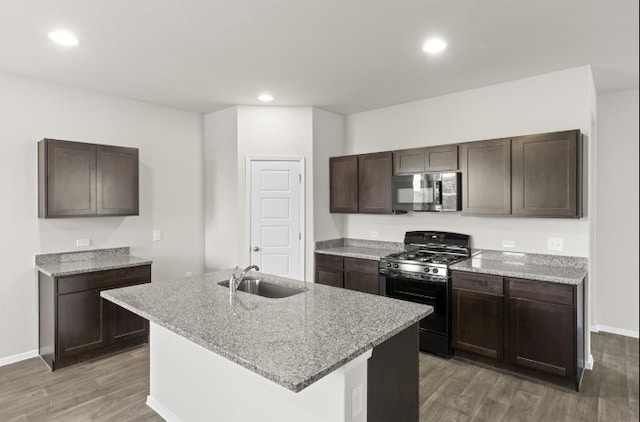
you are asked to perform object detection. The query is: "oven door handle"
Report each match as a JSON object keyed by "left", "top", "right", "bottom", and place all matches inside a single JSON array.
[{"left": 395, "top": 290, "right": 437, "bottom": 305}]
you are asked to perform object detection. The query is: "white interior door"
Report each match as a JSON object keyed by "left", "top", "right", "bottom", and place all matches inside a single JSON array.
[{"left": 249, "top": 159, "right": 303, "bottom": 280}]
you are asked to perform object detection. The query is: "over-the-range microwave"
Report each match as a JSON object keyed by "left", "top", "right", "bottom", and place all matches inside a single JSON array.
[{"left": 392, "top": 172, "right": 462, "bottom": 212}]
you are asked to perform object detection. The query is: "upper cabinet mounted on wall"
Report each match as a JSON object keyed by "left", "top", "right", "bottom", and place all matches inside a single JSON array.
[
  {"left": 460, "top": 130, "right": 582, "bottom": 218},
  {"left": 394, "top": 144, "right": 458, "bottom": 175},
  {"left": 38, "top": 139, "right": 139, "bottom": 218}
]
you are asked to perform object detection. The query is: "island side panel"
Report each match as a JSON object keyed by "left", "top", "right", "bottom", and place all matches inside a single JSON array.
[
  {"left": 38, "top": 271, "right": 55, "bottom": 370},
  {"left": 146, "top": 322, "right": 371, "bottom": 422},
  {"left": 368, "top": 323, "right": 419, "bottom": 422}
]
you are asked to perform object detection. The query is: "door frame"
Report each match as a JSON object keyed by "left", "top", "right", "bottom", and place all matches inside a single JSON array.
[{"left": 245, "top": 156, "right": 306, "bottom": 279}]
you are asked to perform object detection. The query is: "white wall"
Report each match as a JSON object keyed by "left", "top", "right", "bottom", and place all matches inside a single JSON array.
[
  {"left": 0, "top": 72, "right": 205, "bottom": 362},
  {"left": 344, "top": 67, "right": 593, "bottom": 256},
  {"left": 204, "top": 107, "right": 239, "bottom": 271},
  {"left": 312, "top": 108, "right": 345, "bottom": 242},
  {"left": 595, "top": 89, "right": 639, "bottom": 336},
  {"left": 237, "top": 107, "right": 315, "bottom": 281}
]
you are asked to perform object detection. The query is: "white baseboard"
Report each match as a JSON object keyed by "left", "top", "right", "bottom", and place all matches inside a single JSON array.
[
  {"left": 591, "top": 325, "right": 639, "bottom": 339},
  {"left": 146, "top": 395, "right": 182, "bottom": 422},
  {"left": 585, "top": 354, "right": 594, "bottom": 370},
  {"left": 0, "top": 349, "right": 38, "bottom": 368}
]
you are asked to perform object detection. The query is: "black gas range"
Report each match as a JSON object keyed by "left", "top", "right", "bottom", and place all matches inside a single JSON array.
[{"left": 379, "top": 231, "right": 471, "bottom": 357}]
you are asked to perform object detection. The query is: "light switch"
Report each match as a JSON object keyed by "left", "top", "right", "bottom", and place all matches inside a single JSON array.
[
  {"left": 153, "top": 230, "right": 162, "bottom": 241},
  {"left": 351, "top": 384, "right": 363, "bottom": 419}
]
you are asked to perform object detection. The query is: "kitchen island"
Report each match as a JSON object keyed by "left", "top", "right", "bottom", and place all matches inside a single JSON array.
[{"left": 102, "top": 269, "right": 431, "bottom": 422}]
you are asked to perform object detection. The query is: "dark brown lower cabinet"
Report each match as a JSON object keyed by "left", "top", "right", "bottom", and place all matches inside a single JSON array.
[
  {"left": 451, "top": 272, "right": 504, "bottom": 359},
  {"left": 368, "top": 323, "right": 419, "bottom": 422},
  {"left": 39, "top": 265, "right": 151, "bottom": 370},
  {"left": 344, "top": 257, "right": 379, "bottom": 295},
  {"left": 451, "top": 270, "right": 584, "bottom": 390},
  {"left": 315, "top": 253, "right": 380, "bottom": 295}
]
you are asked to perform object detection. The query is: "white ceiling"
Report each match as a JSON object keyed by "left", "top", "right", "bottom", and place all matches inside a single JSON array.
[{"left": 0, "top": 0, "right": 637, "bottom": 115}]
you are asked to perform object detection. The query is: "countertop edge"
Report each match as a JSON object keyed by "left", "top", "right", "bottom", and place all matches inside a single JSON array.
[
  {"left": 450, "top": 265, "right": 586, "bottom": 285},
  {"left": 36, "top": 259, "right": 153, "bottom": 277},
  {"left": 101, "top": 290, "right": 431, "bottom": 392}
]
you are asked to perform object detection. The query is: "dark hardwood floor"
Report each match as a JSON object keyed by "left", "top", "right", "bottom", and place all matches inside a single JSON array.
[{"left": 0, "top": 332, "right": 637, "bottom": 421}]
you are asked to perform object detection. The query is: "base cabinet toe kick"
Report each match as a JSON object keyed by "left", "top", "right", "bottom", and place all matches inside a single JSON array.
[{"left": 451, "top": 270, "right": 585, "bottom": 391}]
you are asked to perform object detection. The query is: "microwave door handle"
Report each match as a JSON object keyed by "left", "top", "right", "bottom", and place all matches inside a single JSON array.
[{"left": 435, "top": 180, "right": 443, "bottom": 205}]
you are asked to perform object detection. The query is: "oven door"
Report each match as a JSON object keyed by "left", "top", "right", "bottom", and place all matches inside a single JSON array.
[{"left": 383, "top": 275, "right": 448, "bottom": 336}]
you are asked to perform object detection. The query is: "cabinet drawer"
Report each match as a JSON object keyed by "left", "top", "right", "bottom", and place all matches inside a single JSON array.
[
  {"left": 58, "top": 265, "right": 151, "bottom": 295},
  {"left": 344, "top": 257, "right": 378, "bottom": 275},
  {"left": 315, "top": 253, "right": 344, "bottom": 269},
  {"left": 508, "top": 279, "right": 574, "bottom": 306},
  {"left": 452, "top": 271, "right": 503, "bottom": 295}
]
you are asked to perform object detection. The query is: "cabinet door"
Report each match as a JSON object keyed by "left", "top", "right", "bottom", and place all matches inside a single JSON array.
[
  {"left": 506, "top": 297, "right": 575, "bottom": 377},
  {"left": 425, "top": 144, "right": 458, "bottom": 171},
  {"left": 97, "top": 145, "right": 139, "bottom": 215},
  {"left": 506, "top": 278, "right": 576, "bottom": 377},
  {"left": 451, "top": 288, "right": 504, "bottom": 359},
  {"left": 393, "top": 148, "right": 425, "bottom": 175},
  {"left": 57, "top": 289, "right": 107, "bottom": 359},
  {"left": 330, "top": 156, "right": 359, "bottom": 213},
  {"left": 316, "top": 266, "right": 344, "bottom": 288},
  {"left": 345, "top": 272, "right": 379, "bottom": 295},
  {"left": 359, "top": 152, "right": 393, "bottom": 214},
  {"left": 460, "top": 138, "right": 511, "bottom": 215},
  {"left": 107, "top": 301, "right": 148, "bottom": 344},
  {"left": 451, "top": 271, "right": 504, "bottom": 359},
  {"left": 512, "top": 130, "right": 579, "bottom": 217},
  {"left": 42, "top": 139, "right": 97, "bottom": 217}
]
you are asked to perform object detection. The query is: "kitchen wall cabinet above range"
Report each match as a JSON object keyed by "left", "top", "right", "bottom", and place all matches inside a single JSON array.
[
  {"left": 393, "top": 144, "right": 458, "bottom": 175},
  {"left": 38, "top": 139, "right": 139, "bottom": 218},
  {"left": 460, "top": 130, "right": 582, "bottom": 218},
  {"left": 329, "top": 152, "right": 394, "bottom": 214}
]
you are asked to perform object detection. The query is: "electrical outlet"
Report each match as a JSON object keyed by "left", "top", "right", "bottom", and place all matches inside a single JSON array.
[
  {"left": 370, "top": 231, "right": 379, "bottom": 239},
  {"left": 76, "top": 239, "right": 90, "bottom": 247},
  {"left": 351, "top": 384, "right": 363, "bottom": 419},
  {"left": 153, "top": 230, "right": 162, "bottom": 241},
  {"left": 502, "top": 240, "right": 515, "bottom": 248},
  {"left": 547, "top": 237, "right": 564, "bottom": 251}
]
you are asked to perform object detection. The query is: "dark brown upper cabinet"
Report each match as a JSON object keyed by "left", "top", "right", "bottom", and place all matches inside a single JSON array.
[
  {"left": 393, "top": 145, "right": 458, "bottom": 175},
  {"left": 394, "top": 148, "right": 426, "bottom": 174},
  {"left": 425, "top": 144, "right": 458, "bottom": 171},
  {"left": 329, "top": 155, "right": 359, "bottom": 213},
  {"left": 460, "top": 138, "right": 512, "bottom": 215},
  {"left": 512, "top": 130, "right": 580, "bottom": 217},
  {"left": 359, "top": 152, "right": 393, "bottom": 214},
  {"left": 38, "top": 139, "right": 139, "bottom": 218}
]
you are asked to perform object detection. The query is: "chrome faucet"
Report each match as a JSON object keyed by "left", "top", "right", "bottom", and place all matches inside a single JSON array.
[{"left": 229, "top": 264, "right": 260, "bottom": 295}]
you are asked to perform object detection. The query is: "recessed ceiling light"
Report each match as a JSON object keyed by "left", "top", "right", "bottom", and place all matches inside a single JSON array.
[
  {"left": 48, "top": 30, "right": 79, "bottom": 46},
  {"left": 258, "top": 93, "right": 274, "bottom": 102},
  {"left": 422, "top": 38, "right": 447, "bottom": 54}
]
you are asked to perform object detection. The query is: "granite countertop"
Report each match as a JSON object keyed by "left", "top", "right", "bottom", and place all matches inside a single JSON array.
[
  {"left": 35, "top": 247, "right": 152, "bottom": 277},
  {"left": 315, "top": 238, "right": 404, "bottom": 261},
  {"left": 450, "top": 249, "right": 588, "bottom": 285},
  {"left": 101, "top": 270, "right": 431, "bottom": 392}
]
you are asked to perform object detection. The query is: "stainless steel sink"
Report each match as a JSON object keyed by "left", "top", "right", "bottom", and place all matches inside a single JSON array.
[{"left": 218, "top": 278, "right": 306, "bottom": 299}]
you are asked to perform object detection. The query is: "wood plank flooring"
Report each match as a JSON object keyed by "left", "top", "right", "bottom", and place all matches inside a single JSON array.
[{"left": 0, "top": 332, "right": 637, "bottom": 421}]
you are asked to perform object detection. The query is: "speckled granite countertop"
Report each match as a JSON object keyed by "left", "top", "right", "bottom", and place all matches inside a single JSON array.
[
  {"left": 315, "top": 238, "right": 404, "bottom": 261},
  {"left": 101, "top": 269, "right": 431, "bottom": 392},
  {"left": 35, "top": 247, "right": 152, "bottom": 277},
  {"left": 450, "top": 249, "right": 588, "bottom": 285}
]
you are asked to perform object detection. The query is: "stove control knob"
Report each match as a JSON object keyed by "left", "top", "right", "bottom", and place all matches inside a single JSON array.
[
  {"left": 386, "top": 262, "right": 392, "bottom": 268},
  {"left": 432, "top": 268, "right": 439, "bottom": 274},
  {"left": 423, "top": 267, "right": 430, "bottom": 273},
  {"left": 393, "top": 263, "right": 399, "bottom": 269}
]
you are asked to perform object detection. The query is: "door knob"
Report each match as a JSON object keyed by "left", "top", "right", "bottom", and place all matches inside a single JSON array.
[{"left": 252, "top": 246, "right": 260, "bottom": 252}]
